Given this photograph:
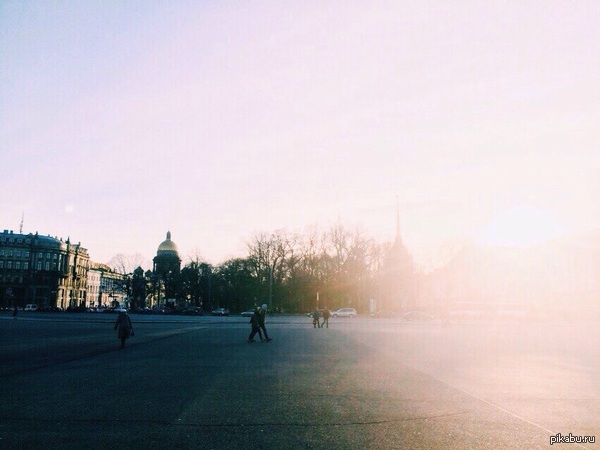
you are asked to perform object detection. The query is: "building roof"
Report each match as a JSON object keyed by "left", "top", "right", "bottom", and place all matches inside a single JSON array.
[{"left": 1, "top": 230, "right": 65, "bottom": 251}]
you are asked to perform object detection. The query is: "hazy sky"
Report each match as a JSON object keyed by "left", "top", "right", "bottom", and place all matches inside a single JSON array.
[{"left": 2, "top": 1, "right": 599, "bottom": 269}]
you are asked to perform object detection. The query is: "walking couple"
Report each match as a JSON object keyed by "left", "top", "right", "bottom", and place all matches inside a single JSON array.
[{"left": 248, "top": 304, "right": 272, "bottom": 343}]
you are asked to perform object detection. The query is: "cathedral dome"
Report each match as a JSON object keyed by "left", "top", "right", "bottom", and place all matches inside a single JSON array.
[{"left": 157, "top": 231, "right": 179, "bottom": 256}]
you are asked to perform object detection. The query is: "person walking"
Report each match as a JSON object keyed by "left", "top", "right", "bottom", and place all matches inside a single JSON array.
[
  {"left": 311, "top": 308, "right": 321, "bottom": 328},
  {"left": 114, "top": 311, "right": 133, "bottom": 348},
  {"left": 258, "top": 304, "right": 272, "bottom": 342},
  {"left": 248, "top": 309, "right": 263, "bottom": 343},
  {"left": 321, "top": 307, "right": 331, "bottom": 328}
]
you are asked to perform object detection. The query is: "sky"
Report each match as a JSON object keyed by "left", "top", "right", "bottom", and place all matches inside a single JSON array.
[{"left": 1, "top": 1, "right": 600, "bottom": 270}]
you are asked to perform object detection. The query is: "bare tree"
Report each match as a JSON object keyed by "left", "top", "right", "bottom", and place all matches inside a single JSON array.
[
  {"left": 245, "top": 229, "right": 296, "bottom": 310},
  {"left": 186, "top": 247, "right": 206, "bottom": 267},
  {"left": 108, "top": 253, "right": 152, "bottom": 274}
]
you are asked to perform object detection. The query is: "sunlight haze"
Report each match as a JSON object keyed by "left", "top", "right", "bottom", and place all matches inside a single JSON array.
[{"left": 2, "top": 1, "right": 599, "bottom": 269}]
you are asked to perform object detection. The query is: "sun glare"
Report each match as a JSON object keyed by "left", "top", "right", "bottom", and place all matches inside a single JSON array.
[{"left": 477, "top": 205, "right": 564, "bottom": 248}]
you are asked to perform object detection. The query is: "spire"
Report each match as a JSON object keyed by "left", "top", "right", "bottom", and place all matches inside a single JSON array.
[
  {"left": 394, "top": 196, "right": 402, "bottom": 247},
  {"left": 166, "top": 231, "right": 171, "bottom": 240}
]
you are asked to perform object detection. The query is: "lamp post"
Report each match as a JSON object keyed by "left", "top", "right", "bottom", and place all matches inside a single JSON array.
[
  {"left": 207, "top": 265, "right": 212, "bottom": 311},
  {"left": 269, "top": 264, "right": 273, "bottom": 313}
]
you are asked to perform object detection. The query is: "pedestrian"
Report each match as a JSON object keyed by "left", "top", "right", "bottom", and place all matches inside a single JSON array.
[
  {"left": 12, "top": 306, "right": 17, "bottom": 319},
  {"left": 248, "top": 309, "right": 263, "bottom": 343},
  {"left": 258, "top": 304, "right": 272, "bottom": 342},
  {"left": 312, "top": 308, "right": 321, "bottom": 328},
  {"left": 114, "top": 311, "right": 133, "bottom": 348},
  {"left": 321, "top": 307, "right": 330, "bottom": 328}
]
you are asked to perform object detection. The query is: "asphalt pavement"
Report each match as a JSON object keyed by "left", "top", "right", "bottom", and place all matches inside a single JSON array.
[{"left": 0, "top": 312, "right": 598, "bottom": 449}]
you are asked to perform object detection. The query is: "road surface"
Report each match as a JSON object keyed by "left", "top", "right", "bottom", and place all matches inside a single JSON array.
[{"left": 0, "top": 313, "right": 597, "bottom": 449}]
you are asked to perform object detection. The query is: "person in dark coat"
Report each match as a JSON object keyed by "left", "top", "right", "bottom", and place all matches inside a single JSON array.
[
  {"left": 114, "top": 311, "right": 133, "bottom": 348},
  {"left": 321, "top": 307, "right": 331, "bottom": 328},
  {"left": 312, "top": 309, "right": 321, "bottom": 328},
  {"left": 258, "top": 304, "right": 272, "bottom": 342},
  {"left": 248, "top": 309, "right": 263, "bottom": 343}
]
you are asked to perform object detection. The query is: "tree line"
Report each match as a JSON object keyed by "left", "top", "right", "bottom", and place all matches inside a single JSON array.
[{"left": 112, "top": 222, "right": 415, "bottom": 314}]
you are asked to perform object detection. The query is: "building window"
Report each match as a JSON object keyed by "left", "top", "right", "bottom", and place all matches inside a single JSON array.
[
  {"left": 45, "top": 262, "right": 50, "bottom": 270},
  {"left": 24, "top": 251, "right": 29, "bottom": 258},
  {"left": 7, "top": 261, "right": 12, "bottom": 269},
  {"left": 15, "top": 262, "right": 21, "bottom": 270},
  {"left": 0, "top": 261, "right": 3, "bottom": 269},
  {"left": 24, "top": 262, "right": 29, "bottom": 270},
  {"left": 37, "top": 261, "right": 42, "bottom": 270}
]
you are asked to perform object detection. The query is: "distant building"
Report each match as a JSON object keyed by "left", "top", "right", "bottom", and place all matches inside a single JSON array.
[
  {"left": 87, "top": 264, "right": 101, "bottom": 307},
  {"left": 152, "top": 231, "right": 181, "bottom": 305},
  {"left": 87, "top": 262, "right": 127, "bottom": 308},
  {"left": 0, "top": 230, "right": 89, "bottom": 309},
  {"left": 423, "top": 229, "right": 600, "bottom": 318}
]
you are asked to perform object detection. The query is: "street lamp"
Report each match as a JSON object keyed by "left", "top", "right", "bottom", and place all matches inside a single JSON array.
[{"left": 269, "top": 265, "right": 273, "bottom": 313}]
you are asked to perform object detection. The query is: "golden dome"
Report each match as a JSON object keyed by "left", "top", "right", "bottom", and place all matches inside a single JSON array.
[{"left": 157, "top": 231, "right": 179, "bottom": 256}]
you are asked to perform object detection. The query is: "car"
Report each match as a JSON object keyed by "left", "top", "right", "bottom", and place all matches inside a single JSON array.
[
  {"left": 401, "top": 311, "right": 434, "bottom": 321},
  {"left": 182, "top": 307, "right": 204, "bottom": 316},
  {"left": 241, "top": 309, "right": 256, "bottom": 317},
  {"left": 331, "top": 308, "right": 357, "bottom": 318},
  {"left": 370, "top": 310, "right": 400, "bottom": 318},
  {"left": 24, "top": 304, "right": 38, "bottom": 311},
  {"left": 211, "top": 307, "right": 230, "bottom": 316}
]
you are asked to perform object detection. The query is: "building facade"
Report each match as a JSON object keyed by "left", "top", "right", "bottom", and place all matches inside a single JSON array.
[
  {"left": 87, "top": 262, "right": 127, "bottom": 308},
  {"left": 0, "top": 230, "right": 89, "bottom": 309},
  {"left": 422, "top": 229, "right": 600, "bottom": 318}
]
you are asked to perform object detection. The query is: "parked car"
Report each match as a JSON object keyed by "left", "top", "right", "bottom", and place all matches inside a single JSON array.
[
  {"left": 241, "top": 309, "right": 256, "bottom": 317},
  {"left": 37, "top": 306, "right": 63, "bottom": 312},
  {"left": 370, "top": 310, "right": 400, "bottom": 318},
  {"left": 211, "top": 307, "right": 230, "bottom": 316},
  {"left": 182, "top": 307, "right": 204, "bottom": 316},
  {"left": 331, "top": 308, "right": 357, "bottom": 318},
  {"left": 24, "top": 304, "right": 38, "bottom": 311},
  {"left": 401, "top": 311, "right": 434, "bottom": 321}
]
